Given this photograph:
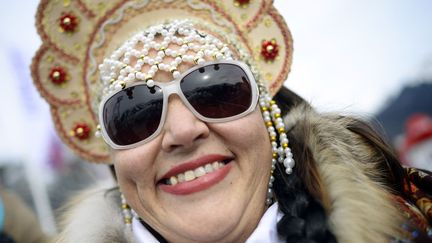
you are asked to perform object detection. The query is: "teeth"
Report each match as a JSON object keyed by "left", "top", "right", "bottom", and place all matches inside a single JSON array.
[
  {"left": 184, "top": 171, "right": 196, "bottom": 181},
  {"left": 178, "top": 173, "right": 185, "bottom": 183},
  {"left": 169, "top": 176, "right": 178, "bottom": 185},
  {"left": 165, "top": 160, "right": 228, "bottom": 185},
  {"left": 194, "top": 166, "right": 206, "bottom": 177},
  {"left": 204, "top": 164, "right": 214, "bottom": 173}
]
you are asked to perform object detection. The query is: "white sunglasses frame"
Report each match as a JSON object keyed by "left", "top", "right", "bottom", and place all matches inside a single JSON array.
[{"left": 98, "top": 60, "right": 259, "bottom": 150}]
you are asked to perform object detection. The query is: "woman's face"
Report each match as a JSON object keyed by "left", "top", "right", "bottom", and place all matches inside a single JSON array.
[{"left": 112, "top": 58, "right": 272, "bottom": 242}]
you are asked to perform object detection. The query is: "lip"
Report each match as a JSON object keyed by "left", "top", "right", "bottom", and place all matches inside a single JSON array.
[
  {"left": 158, "top": 154, "right": 233, "bottom": 195},
  {"left": 160, "top": 154, "right": 232, "bottom": 180}
]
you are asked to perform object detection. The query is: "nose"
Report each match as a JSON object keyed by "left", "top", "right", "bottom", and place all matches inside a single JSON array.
[{"left": 161, "top": 95, "right": 210, "bottom": 152}]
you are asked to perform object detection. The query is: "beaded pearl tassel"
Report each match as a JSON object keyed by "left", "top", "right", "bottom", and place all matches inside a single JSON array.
[
  {"left": 258, "top": 85, "right": 295, "bottom": 206},
  {"left": 121, "top": 193, "right": 133, "bottom": 228}
]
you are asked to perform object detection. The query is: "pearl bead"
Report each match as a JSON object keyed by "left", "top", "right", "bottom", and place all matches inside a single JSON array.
[
  {"left": 267, "top": 189, "right": 273, "bottom": 198},
  {"left": 150, "top": 65, "right": 158, "bottom": 72},
  {"left": 155, "top": 56, "right": 163, "bottom": 63},
  {"left": 159, "top": 63, "right": 167, "bottom": 71},
  {"left": 146, "top": 79, "right": 155, "bottom": 87},
  {"left": 176, "top": 39, "right": 183, "bottom": 45},
  {"left": 284, "top": 157, "right": 295, "bottom": 168},
  {"left": 136, "top": 72, "right": 144, "bottom": 80},
  {"left": 266, "top": 198, "right": 272, "bottom": 206},
  {"left": 114, "top": 83, "right": 122, "bottom": 90},
  {"left": 215, "top": 53, "right": 223, "bottom": 60}
]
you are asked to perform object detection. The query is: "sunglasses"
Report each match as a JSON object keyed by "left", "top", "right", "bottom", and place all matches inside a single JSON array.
[{"left": 99, "top": 60, "right": 259, "bottom": 149}]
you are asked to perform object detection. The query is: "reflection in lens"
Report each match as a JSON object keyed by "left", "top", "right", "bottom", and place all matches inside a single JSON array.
[
  {"left": 103, "top": 84, "right": 163, "bottom": 146},
  {"left": 181, "top": 64, "right": 252, "bottom": 119}
]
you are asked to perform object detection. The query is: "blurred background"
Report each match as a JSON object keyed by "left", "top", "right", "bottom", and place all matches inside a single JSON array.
[{"left": 0, "top": 0, "right": 431, "bottom": 237}]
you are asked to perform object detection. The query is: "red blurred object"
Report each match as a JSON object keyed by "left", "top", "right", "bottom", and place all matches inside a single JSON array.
[
  {"left": 400, "top": 113, "right": 432, "bottom": 163},
  {"left": 71, "top": 123, "right": 91, "bottom": 140},
  {"left": 59, "top": 13, "right": 79, "bottom": 33},
  {"left": 261, "top": 39, "right": 279, "bottom": 61},
  {"left": 49, "top": 66, "right": 68, "bottom": 85},
  {"left": 234, "top": 0, "right": 250, "bottom": 7},
  {"left": 402, "top": 114, "right": 432, "bottom": 151}
]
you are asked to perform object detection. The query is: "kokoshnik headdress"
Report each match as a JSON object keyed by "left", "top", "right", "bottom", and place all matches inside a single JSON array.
[{"left": 32, "top": 0, "right": 293, "bottom": 164}]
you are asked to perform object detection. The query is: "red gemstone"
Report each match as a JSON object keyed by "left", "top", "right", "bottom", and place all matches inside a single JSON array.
[
  {"left": 237, "top": 0, "right": 250, "bottom": 4},
  {"left": 49, "top": 67, "right": 68, "bottom": 85},
  {"left": 261, "top": 39, "right": 279, "bottom": 61},
  {"left": 72, "top": 123, "right": 91, "bottom": 140},
  {"left": 59, "top": 13, "right": 79, "bottom": 33},
  {"left": 234, "top": 0, "right": 250, "bottom": 6}
]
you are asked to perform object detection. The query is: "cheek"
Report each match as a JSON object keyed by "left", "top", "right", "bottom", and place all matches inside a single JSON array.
[
  {"left": 216, "top": 109, "right": 271, "bottom": 164},
  {"left": 235, "top": 111, "right": 269, "bottom": 147},
  {"left": 112, "top": 143, "right": 159, "bottom": 185}
]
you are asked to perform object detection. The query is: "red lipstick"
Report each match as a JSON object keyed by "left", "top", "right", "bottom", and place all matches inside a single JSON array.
[{"left": 159, "top": 154, "right": 233, "bottom": 195}]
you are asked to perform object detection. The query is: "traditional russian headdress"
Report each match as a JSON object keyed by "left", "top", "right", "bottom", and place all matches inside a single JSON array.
[{"left": 31, "top": 0, "right": 293, "bottom": 163}]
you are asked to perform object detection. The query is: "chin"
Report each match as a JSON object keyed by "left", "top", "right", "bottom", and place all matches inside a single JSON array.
[
  {"left": 157, "top": 190, "right": 251, "bottom": 242},
  {"left": 164, "top": 211, "right": 244, "bottom": 243}
]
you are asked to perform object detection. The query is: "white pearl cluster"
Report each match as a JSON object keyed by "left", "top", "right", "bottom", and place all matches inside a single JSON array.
[
  {"left": 98, "top": 20, "right": 233, "bottom": 98},
  {"left": 259, "top": 90, "right": 295, "bottom": 206}
]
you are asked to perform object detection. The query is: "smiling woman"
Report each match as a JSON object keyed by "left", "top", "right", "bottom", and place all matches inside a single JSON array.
[{"left": 31, "top": 0, "right": 431, "bottom": 242}]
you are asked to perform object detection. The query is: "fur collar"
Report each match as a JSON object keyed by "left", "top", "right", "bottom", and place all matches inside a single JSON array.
[
  {"left": 285, "top": 104, "right": 403, "bottom": 242},
  {"left": 55, "top": 104, "right": 403, "bottom": 242},
  {"left": 54, "top": 184, "right": 134, "bottom": 243}
]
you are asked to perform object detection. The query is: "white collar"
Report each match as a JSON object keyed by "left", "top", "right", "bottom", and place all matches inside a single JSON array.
[{"left": 132, "top": 203, "right": 284, "bottom": 243}]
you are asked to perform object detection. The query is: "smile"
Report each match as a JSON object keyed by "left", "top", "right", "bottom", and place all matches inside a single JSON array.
[
  {"left": 158, "top": 155, "right": 233, "bottom": 195},
  {"left": 164, "top": 161, "right": 227, "bottom": 185}
]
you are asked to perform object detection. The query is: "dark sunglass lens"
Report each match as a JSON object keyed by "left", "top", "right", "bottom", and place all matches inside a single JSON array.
[
  {"left": 103, "top": 85, "right": 163, "bottom": 146},
  {"left": 181, "top": 63, "right": 252, "bottom": 119}
]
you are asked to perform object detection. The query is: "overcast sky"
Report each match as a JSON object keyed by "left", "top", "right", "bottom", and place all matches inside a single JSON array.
[
  {"left": 276, "top": 0, "right": 432, "bottom": 114},
  {"left": 1, "top": 0, "right": 432, "bottom": 160}
]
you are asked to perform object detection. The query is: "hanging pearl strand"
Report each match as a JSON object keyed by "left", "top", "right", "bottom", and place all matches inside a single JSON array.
[
  {"left": 258, "top": 84, "right": 295, "bottom": 206},
  {"left": 121, "top": 193, "right": 133, "bottom": 229}
]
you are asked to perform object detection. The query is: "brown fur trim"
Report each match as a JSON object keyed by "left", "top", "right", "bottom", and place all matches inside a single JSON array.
[{"left": 284, "top": 104, "right": 404, "bottom": 242}]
